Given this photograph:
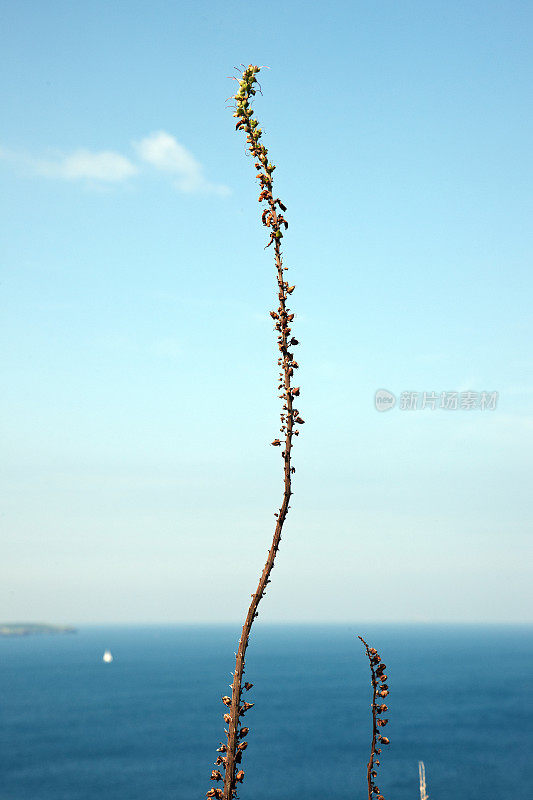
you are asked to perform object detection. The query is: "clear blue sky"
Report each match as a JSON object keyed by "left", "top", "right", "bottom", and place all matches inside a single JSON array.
[{"left": 1, "top": 0, "right": 532, "bottom": 623}]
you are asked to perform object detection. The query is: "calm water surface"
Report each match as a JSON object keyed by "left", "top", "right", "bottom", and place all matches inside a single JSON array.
[{"left": 1, "top": 624, "right": 531, "bottom": 799}]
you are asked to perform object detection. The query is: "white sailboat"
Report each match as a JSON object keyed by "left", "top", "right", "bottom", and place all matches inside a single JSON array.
[{"left": 102, "top": 649, "right": 113, "bottom": 663}]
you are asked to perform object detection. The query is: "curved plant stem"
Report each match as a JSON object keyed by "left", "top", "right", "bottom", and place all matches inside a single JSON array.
[
  {"left": 359, "top": 636, "right": 390, "bottom": 800},
  {"left": 206, "top": 65, "right": 302, "bottom": 800},
  {"left": 359, "top": 636, "right": 378, "bottom": 800}
]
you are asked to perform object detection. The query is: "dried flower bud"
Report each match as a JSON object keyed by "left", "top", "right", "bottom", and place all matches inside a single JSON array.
[
  {"left": 236, "top": 770, "right": 245, "bottom": 783},
  {"left": 210, "top": 770, "right": 223, "bottom": 782},
  {"left": 271, "top": 439, "right": 281, "bottom": 446},
  {"left": 239, "top": 727, "right": 249, "bottom": 738},
  {"left": 244, "top": 682, "right": 253, "bottom": 690}
]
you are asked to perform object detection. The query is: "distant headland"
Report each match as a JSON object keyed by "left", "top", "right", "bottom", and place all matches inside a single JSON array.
[{"left": 0, "top": 623, "right": 77, "bottom": 637}]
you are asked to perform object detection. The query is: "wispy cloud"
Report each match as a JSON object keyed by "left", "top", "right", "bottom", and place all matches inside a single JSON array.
[
  {"left": 134, "top": 131, "right": 230, "bottom": 196},
  {"left": 35, "top": 149, "right": 139, "bottom": 182},
  {"left": 1, "top": 133, "right": 230, "bottom": 196},
  {"left": 0, "top": 144, "right": 138, "bottom": 183}
]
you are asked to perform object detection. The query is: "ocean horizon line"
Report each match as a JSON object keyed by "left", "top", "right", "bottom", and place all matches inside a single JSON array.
[{"left": 27, "top": 619, "right": 533, "bottom": 628}]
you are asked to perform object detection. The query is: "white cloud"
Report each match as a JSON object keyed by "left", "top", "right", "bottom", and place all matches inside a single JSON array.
[
  {"left": 134, "top": 131, "right": 230, "bottom": 196},
  {"left": 1, "top": 133, "right": 230, "bottom": 196},
  {"left": 0, "top": 144, "right": 137, "bottom": 183},
  {"left": 36, "top": 149, "right": 138, "bottom": 182}
]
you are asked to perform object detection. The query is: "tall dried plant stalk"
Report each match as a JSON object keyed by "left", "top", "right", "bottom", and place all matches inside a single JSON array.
[
  {"left": 359, "top": 636, "right": 391, "bottom": 800},
  {"left": 205, "top": 64, "right": 302, "bottom": 800}
]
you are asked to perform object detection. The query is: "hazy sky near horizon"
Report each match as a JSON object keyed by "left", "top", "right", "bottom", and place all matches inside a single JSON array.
[{"left": 1, "top": 0, "right": 532, "bottom": 624}]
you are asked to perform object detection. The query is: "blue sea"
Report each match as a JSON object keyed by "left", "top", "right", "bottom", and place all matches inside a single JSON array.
[{"left": 1, "top": 624, "right": 531, "bottom": 799}]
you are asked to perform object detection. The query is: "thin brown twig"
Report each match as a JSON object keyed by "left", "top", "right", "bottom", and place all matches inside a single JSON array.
[
  {"left": 205, "top": 65, "right": 301, "bottom": 800},
  {"left": 359, "top": 636, "right": 390, "bottom": 800}
]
